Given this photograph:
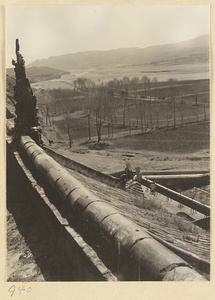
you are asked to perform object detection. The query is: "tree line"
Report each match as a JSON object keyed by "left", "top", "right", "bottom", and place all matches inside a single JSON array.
[
  {"left": 38, "top": 76, "right": 208, "bottom": 147},
  {"left": 71, "top": 76, "right": 163, "bottom": 144}
]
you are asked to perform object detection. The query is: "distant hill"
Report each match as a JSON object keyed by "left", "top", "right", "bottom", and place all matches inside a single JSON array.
[
  {"left": 27, "top": 35, "right": 209, "bottom": 71},
  {"left": 6, "top": 66, "right": 70, "bottom": 83}
]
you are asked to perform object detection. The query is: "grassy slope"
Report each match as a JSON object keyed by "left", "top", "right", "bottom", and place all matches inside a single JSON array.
[{"left": 113, "top": 122, "right": 209, "bottom": 154}]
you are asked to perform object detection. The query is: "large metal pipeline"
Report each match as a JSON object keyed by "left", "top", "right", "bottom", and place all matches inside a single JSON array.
[
  {"left": 144, "top": 174, "right": 209, "bottom": 180},
  {"left": 140, "top": 177, "right": 210, "bottom": 216},
  {"left": 19, "top": 135, "right": 207, "bottom": 281}
]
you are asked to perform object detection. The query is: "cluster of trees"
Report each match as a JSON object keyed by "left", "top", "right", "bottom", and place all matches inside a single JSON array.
[
  {"left": 38, "top": 75, "right": 208, "bottom": 147},
  {"left": 71, "top": 76, "right": 171, "bottom": 144},
  {"left": 106, "top": 75, "right": 159, "bottom": 99},
  {"left": 73, "top": 78, "right": 115, "bottom": 143}
]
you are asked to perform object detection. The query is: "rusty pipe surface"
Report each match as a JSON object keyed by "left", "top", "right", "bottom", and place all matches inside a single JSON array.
[{"left": 19, "top": 136, "right": 207, "bottom": 281}]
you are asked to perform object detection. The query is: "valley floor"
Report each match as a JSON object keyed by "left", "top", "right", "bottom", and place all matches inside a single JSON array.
[{"left": 44, "top": 121, "right": 210, "bottom": 175}]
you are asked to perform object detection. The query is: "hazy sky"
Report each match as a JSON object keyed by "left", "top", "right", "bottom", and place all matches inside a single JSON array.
[{"left": 6, "top": 5, "right": 210, "bottom": 68}]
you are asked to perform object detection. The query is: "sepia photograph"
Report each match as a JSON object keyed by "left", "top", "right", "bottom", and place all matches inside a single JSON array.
[{"left": 5, "top": 3, "right": 211, "bottom": 287}]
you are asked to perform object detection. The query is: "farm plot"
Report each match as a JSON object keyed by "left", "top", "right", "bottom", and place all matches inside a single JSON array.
[{"left": 113, "top": 122, "right": 209, "bottom": 154}]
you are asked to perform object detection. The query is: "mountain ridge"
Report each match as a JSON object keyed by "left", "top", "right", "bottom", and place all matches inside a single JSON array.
[{"left": 27, "top": 35, "right": 209, "bottom": 71}]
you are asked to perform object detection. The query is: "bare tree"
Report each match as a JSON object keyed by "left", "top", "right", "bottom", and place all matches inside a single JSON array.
[
  {"left": 73, "top": 78, "right": 96, "bottom": 140},
  {"left": 146, "top": 78, "right": 153, "bottom": 128},
  {"left": 112, "top": 78, "right": 121, "bottom": 96},
  {"left": 51, "top": 98, "right": 58, "bottom": 130},
  {"left": 203, "top": 98, "right": 207, "bottom": 121},
  {"left": 155, "top": 103, "right": 159, "bottom": 128},
  {"left": 120, "top": 89, "right": 129, "bottom": 127},
  {"left": 173, "top": 98, "right": 176, "bottom": 128},
  {"left": 149, "top": 113, "right": 153, "bottom": 129},
  {"left": 166, "top": 108, "right": 169, "bottom": 128},
  {"left": 60, "top": 100, "right": 73, "bottom": 148},
  {"left": 147, "top": 78, "right": 152, "bottom": 101},
  {"left": 131, "top": 77, "right": 139, "bottom": 98},
  {"left": 130, "top": 77, "right": 140, "bottom": 127},
  {"left": 180, "top": 108, "right": 184, "bottom": 127},
  {"left": 122, "top": 76, "right": 130, "bottom": 91},
  {"left": 152, "top": 77, "right": 158, "bottom": 102},
  {"left": 127, "top": 105, "right": 132, "bottom": 135},
  {"left": 137, "top": 100, "right": 146, "bottom": 132},
  {"left": 133, "top": 99, "right": 139, "bottom": 128},
  {"left": 106, "top": 89, "right": 115, "bottom": 138},
  {"left": 93, "top": 84, "right": 109, "bottom": 143},
  {"left": 141, "top": 76, "right": 148, "bottom": 97},
  {"left": 38, "top": 90, "right": 52, "bottom": 126},
  {"left": 107, "top": 79, "right": 117, "bottom": 97},
  {"left": 193, "top": 84, "right": 199, "bottom": 106},
  {"left": 83, "top": 79, "right": 96, "bottom": 140},
  {"left": 168, "top": 78, "right": 177, "bottom": 128}
]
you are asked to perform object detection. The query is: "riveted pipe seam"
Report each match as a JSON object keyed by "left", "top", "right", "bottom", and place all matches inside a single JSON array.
[
  {"left": 130, "top": 238, "right": 191, "bottom": 280},
  {"left": 81, "top": 201, "right": 120, "bottom": 226},
  {"left": 29, "top": 149, "right": 42, "bottom": 160},
  {"left": 129, "top": 237, "right": 152, "bottom": 251},
  {"left": 99, "top": 212, "right": 120, "bottom": 225},
  {"left": 72, "top": 200, "right": 111, "bottom": 222},
  {"left": 157, "top": 262, "right": 190, "bottom": 281},
  {"left": 98, "top": 212, "right": 191, "bottom": 280},
  {"left": 162, "top": 266, "right": 207, "bottom": 281}
]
